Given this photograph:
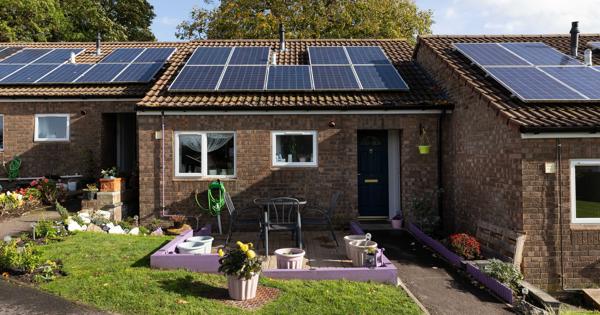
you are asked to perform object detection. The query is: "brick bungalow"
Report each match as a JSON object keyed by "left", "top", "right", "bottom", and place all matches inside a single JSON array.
[{"left": 414, "top": 34, "right": 600, "bottom": 290}]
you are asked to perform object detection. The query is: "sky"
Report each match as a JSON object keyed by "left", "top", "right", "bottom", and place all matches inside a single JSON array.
[{"left": 149, "top": 0, "right": 600, "bottom": 41}]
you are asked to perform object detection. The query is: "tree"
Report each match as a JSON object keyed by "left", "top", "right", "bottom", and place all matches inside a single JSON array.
[
  {"left": 176, "top": 0, "right": 433, "bottom": 43},
  {"left": 0, "top": 0, "right": 156, "bottom": 42}
]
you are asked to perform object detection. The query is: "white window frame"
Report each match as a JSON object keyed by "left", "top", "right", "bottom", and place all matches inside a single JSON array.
[
  {"left": 271, "top": 131, "right": 318, "bottom": 167},
  {"left": 570, "top": 159, "right": 600, "bottom": 224},
  {"left": 0, "top": 114, "right": 4, "bottom": 151},
  {"left": 34, "top": 114, "right": 70, "bottom": 142},
  {"left": 174, "top": 131, "right": 236, "bottom": 178}
]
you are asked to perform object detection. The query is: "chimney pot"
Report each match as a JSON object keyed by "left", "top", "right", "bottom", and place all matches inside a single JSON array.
[
  {"left": 96, "top": 32, "right": 102, "bottom": 56},
  {"left": 279, "top": 24, "right": 286, "bottom": 52},
  {"left": 570, "top": 21, "right": 579, "bottom": 57},
  {"left": 585, "top": 49, "right": 593, "bottom": 66}
]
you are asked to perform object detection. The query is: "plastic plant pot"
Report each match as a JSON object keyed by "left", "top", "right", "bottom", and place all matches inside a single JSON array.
[
  {"left": 274, "top": 248, "right": 305, "bottom": 269},
  {"left": 418, "top": 145, "right": 431, "bottom": 154},
  {"left": 343, "top": 235, "right": 367, "bottom": 259},
  {"left": 348, "top": 240, "right": 378, "bottom": 267},
  {"left": 228, "top": 272, "right": 259, "bottom": 301},
  {"left": 185, "top": 236, "right": 214, "bottom": 254},
  {"left": 391, "top": 219, "right": 403, "bottom": 229},
  {"left": 176, "top": 241, "right": 207, "bottom": 255}
]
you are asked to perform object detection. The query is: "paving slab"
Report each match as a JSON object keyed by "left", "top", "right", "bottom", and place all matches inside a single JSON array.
[
  {"left": 366, "top": 229, "right": 514, "bottom": 315},
  {"left": 0, "top": 209, "right": 61, "bottom": 238}
]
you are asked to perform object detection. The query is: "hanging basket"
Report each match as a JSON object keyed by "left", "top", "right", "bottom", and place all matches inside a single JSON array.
[
  {"left": 418, "top": 125, "right": 431, "bottom": 155},
  {"left": 418, "top": 145, "right": 431, "bottom": 155}
]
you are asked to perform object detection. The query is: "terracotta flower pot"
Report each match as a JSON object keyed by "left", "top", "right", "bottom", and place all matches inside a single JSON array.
[
  {"left": 227, "top": 273, "right": 259, "bottom": 301},
  {"left": 274, "top": 248, "right": 305, "bottom": 269},
  {"left": 99, "top": 178, "right": 121, "bottom": 192}
]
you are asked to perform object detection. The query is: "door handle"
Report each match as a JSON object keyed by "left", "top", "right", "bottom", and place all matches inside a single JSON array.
[{"left": 364, "top": 179, "right": 379, "bottom": 184}]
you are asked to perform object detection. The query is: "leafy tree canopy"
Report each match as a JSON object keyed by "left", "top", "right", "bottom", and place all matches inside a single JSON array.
[
  {"left": 0, "top": 0, "right": 156, "bottom": 42},
  {"left": 176, "top": 0, "right": 433, "bottom": 44}
]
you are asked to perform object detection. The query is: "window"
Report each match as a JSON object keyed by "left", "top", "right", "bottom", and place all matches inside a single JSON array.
[
  {"left": 272, "top": 131, "right": 318, "bottom": 167},
  {"left": 34, "top": 114, "right": 69, "bottom": 142},
  {"left": 571, "top": 160, "right": 600, "bottom": 224},
  {"left": 0, "top": 115, "right": 4, "bottom": 151},
  {"left": 174, "top": 131, "right": 235, "bottom": 177}
]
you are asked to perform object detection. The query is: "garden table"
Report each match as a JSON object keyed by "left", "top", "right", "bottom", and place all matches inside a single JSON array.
[{"left": 253, "top": 197, "right": 307, "bottom": 255}]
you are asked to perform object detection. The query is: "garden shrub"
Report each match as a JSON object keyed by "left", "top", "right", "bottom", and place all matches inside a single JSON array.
[
  {"left": 483, "top": 259, "right": 523, "bottom": 291},
  {"left": 0, "top": 241, "right": 42, "bottom": 273},
  {"left": 30, "top": 178, "right": 66, "bottom": 205},
  {"left": 448, "top": 233, "right": 481, "bottom": 260},
  {"left": 55, "top": 202, "right": 69, "bottom": 220},
  {"left": 34, "top": 220, "right": 62, "bottom": 239}
]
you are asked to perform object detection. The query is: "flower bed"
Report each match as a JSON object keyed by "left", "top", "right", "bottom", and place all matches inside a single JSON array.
[
  {"left": 465, "top": 261, "right": 513, "bottom": 304},
  {"left": 406, "top": 222, "right": 464, "bottom": 268}
]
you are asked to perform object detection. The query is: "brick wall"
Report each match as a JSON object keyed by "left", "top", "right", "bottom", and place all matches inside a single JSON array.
[
  {"left": 137, "top": 114, "right": 440, "bottom": 224},
  {"left": 0, "top": 101, "right": 134, "bottom": 179}
]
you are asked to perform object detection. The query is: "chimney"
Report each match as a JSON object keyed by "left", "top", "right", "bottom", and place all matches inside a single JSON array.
[
  {"left": 585, "top": 49, "right": 593, "bottom": 66},
  {"left": 69, "top": 52, "right": 77, "bottom": 64},
  {"left": 279, "top": 23, "right": 286, "bottom": 52},
  {"left": 96, "top": 32, "right": 102, "bottom": 56},
  {"left": 570, "top": 21, "right": 579, "bottom": 57}
]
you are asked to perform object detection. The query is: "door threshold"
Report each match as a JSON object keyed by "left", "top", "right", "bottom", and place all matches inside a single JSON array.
[{"left": 357, "top": 216, "right": 388, "bottom": 221}]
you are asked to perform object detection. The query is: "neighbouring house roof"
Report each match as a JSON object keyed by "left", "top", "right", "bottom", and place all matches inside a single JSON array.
[
  {"left": 0, "top": 42, "right": 186, "bottom": 99},
  {"left": 417, "top": 34, "right": 600, "bottom": 132},
  {"left": 138, "top": 39, "right": 450, "bottom": 110}
]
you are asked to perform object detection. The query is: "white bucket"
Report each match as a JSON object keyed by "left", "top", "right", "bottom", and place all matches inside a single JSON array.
[
  {"left": 176, "top": 241, "right": 207, "bottom": 255},
  {"left": 344, "top": 235, "right": 367, "bottom": 259},
  {"left": 185, "top": 236, "right": 214, "bottom": 254},
  {"left": 67, "top": 181, "right": 77, "bottom": 192},
  {"left": 274, "top": 248, "right": 305, "bottom": 269},
  {"left": 349, "top": 240, "right": 378, "bottom": 267}
]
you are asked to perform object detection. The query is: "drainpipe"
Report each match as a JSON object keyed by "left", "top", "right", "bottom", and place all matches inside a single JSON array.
[
  {"left": 437, "top": 110, "right": 445, "bottom": 229},
  {"left": 556, "top": 139, "right": 565, "bottom": 290},
  {"left": 160, "top": 111, "right": 168, "bottom": 217}
]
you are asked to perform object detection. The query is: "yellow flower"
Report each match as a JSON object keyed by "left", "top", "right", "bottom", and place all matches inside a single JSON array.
[
  {"left": 236, "top": 241, "right": 243, "bottom": 247},
  {"left": 246, "top": 250, "right": 256, "bottom": 259},
  {"left": 247, "top": 242, "right": 253, "bottom": 249},
  {"left": 218, "top": 248, "right": 224, "bottom": 257},
  {"left": 1, "top": 272, "right": 8, "bottom": 279},
  {"left": 240, "top": 244, "right": 249, "bottom": 252}
]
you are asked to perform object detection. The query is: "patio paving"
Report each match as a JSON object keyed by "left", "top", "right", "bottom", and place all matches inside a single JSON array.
[
  {"left": 366, "top": 229, "right": 514, "bottom": 315},
  {"left": 0, "top": 209, "right": 60, "bottom": 239}
]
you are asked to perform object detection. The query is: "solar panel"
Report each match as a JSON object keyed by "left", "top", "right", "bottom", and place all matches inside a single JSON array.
[
  {"left": 228, "top": 47, "right": 270, "bottom": 65},
  {"left": 75, "top": 63, "right": 128, "bottom": 83},
  {"left": 539, "top": 66, "right": 600, "bottom": 99},
  {"left": 0, "top": 47, "right": 23, "bottom": 60},
  {"left": 188, "top": 47, "right": 232, "bottom": 65},
  {"left": 500, "top": 42, "right": 581, "bottom": 65},
  {"left": 100, "top": 48, "right": 145, "bottom": 63},
  {"left": 346, "top": 47, "right": 390, "bottom": 64},
  {"left": 354, "top": 65, "right": 408, "bottom": 90},
  {"left": 0, "top": 64, "right": 25, "bottom": 81},
  {"left": 168, "top": 66, "right": 224, "bottom": 91},
  {"left": 134, "top": 48, "right": 176, "bottom": 63},
  {"left": 34, "top": 49, "right": 84, "bottom": 64},
  {"left": 218, "top": 66, "right": 266, "bottom": 90},
  {"left": 112, "top": 62, "right": 163, "bottom": 83},
  {"left": 308, "top": 47, "right": 350, "bottom": 65},
  {"left": 312, "top": 65, "right": 360, "bottom": 90},
  {"left": 0, "top": 49, "right": 52, "bottom": 64},
  {"left": 454, "top": 43, "right": 530, "bottom": 66},
  {"left": 484, "top": 66, "right": 586, "bottom": 101},
  {"left": 0, "top": 64, "right": 58, "bottom": 84},
  {"left": 266, "top": 65, "right": 312, "bottom": 90},
  {"left": 37, "top": 64, "right": 93, "bottom": 84}
]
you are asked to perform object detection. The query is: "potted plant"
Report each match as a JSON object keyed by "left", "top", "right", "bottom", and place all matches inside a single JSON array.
[
  {"left": 418, "top": 126, "right": 430, "bottom": 155},
  {"left": 274, "top": 248, "right": 305, "bottom": 269},
  {"left": 82, "top": 183, "right": 98, "bottom": 200},
  {"left": 448, "top": 233, "right": 481, "bottom": 260},
  {"left": 391, "top": 210, "right": 403, "bottom": 229},
  {"left": 218, "top": 241, "right": 262, "bottom": 301},
  {"left": 170, "top": 214, "right": 186, "bottom": 229},
  {"left": 99, "top": 167, "right": 120, "bottom": 192}
]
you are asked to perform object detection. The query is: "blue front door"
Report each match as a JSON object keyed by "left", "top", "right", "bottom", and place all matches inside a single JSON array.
[{"left": 357, "top": 130, "right": 389, "bottom": 217}]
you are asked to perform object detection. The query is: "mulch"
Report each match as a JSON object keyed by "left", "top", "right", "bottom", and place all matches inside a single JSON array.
[{"left": 200, "top": 285, "right": 280, "bottom": 311}]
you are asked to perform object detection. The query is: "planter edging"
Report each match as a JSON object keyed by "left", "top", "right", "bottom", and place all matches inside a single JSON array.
[
  {"left": 465, "top": 261, "right": 514, "bottom": 304},
  {"left": 406, "top": 222, "right": 464, "bottom": 268}
]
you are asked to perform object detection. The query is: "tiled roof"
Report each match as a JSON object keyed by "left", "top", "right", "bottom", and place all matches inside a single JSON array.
[
  {"left": 417, "top": 34, "right": 600, "bottom": 131},
  {"left": 0, "top": 42, "right": 186, "bottom": 99},
  {"left": 138, "top": 39, "right": 450, "bottom": 110}
]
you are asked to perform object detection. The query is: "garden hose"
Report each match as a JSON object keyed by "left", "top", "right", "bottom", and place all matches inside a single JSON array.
[
  {"left": 6, "top": 156, "right": 21, "bottom": 181},
  {"left": 194, "top": 180, "right": 226, "bottom": 216}
]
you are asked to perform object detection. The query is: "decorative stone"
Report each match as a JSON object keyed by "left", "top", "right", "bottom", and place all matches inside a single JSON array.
[
  {"left": 108, "top": 225, "right": 125, "bottom": 234},
  {"left": 77, "top": 212, "right": 92, "bottom": 224},
  {"left": 97, "top": 191, "right": 121, "bottom": 206},
  {"left": 86, "top": 223, "right": 105, "bottom": 233},
  {"left": 95, "top": 210, "right": 111, "bottom": 220},
  {"left": 150, "top": 227, "right": 163, "bottom": 236},
  {"left": 128, "top": 227, "right": 140, "bottom": 235},
  {"left": 67, "top": 219, "right": 84, "bottom": 232}
]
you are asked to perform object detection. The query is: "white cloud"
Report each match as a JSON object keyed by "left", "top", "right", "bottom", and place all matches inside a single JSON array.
[{"left": 158, "top": 16, "right": 180, "bottom": 27}]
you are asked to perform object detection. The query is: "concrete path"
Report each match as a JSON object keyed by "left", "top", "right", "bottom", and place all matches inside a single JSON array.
[
  {"left": 368, "top": 229, "right": 514, "bottom": 315},
  {"left": 0, "top": 209, "right": 60, "bottom": 238},
  {"left": 0, "top": 280, "right": 108, "bottom": 315}
]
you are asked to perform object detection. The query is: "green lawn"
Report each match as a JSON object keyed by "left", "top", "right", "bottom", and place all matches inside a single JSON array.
[
  {"left": 37, "top": 233, "right": 422, "bottom": 315},
  {"left": 576, "top": 200, "right": 600, "bottom": 218}
]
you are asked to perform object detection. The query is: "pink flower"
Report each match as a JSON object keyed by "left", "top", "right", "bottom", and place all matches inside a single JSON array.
[
  {"left": 30, "top": 180, "right": 38, "bottom": 187},
  {"left": 43, "top": 178, "right": 49, "bottom": 183}
]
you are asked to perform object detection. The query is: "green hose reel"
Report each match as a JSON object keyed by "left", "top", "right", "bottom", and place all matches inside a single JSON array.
[
  {"left": 194, "top": 180, "right": 226, "bottom": 216},
  {"left": 5, "top": 156, "right": 21, "bottom": 181}
]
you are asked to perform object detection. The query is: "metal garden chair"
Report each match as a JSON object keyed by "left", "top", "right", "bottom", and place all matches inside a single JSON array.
[
  {"left": 302, "top": 191, "right": 341, "bottom": 247},
  {"left": 224, "top": 192, "right": 261, "bottom": 245},
  {"left": 259, "top": 197, "right": 302, "bottom": 255}
]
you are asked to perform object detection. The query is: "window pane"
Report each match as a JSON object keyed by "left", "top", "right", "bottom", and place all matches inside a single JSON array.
[
  {"left": 575, "top": 165, "right": 600, "bottom": 218},
  {"left": 0, "top": 116, "right": 3, "bottom": 150},
  {"left": 275, "top": 134, "right": 314, "bottom": 163},
  {"left": 38, "top": 116, "right": 67, "bottom": 139},
  {"left": 207, "top": 133, "right": 234, "bottom": 175},
  {"left": 179, "top": 134, "right": 202, "bottom": 174}
]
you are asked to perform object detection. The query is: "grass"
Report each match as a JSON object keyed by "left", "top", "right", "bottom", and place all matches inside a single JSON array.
[
  {"left": 37, "top": 232, "right": 422, "bottom": 315},
  {"left": 576, "top": 200, "right": 600, "bottom": 218}
]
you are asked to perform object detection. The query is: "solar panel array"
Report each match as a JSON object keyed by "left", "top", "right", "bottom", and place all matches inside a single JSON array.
[
  {"left": 454, "top": 42, "right": 600, "bottom": 102},
  {"left": 169, "top": 46, "right": 409, "bottom": 92},
  {"left": 0, "top": 47, "right": 176, "bottom": 85}
]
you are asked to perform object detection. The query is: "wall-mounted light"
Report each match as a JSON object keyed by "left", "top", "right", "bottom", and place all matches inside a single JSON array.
[
  {"left": 328, "top": 120, "right": 336, "bottom": 128},
  {"left": 80, "top": 110, "right": 87, "bottom": 116}
]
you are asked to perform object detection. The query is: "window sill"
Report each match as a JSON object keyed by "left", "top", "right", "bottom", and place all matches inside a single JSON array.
[
  {"left": 34, "top": 139, "right": 70, "bottom": 143},
  {"left": 570, "top": 224, "right": 600, "bottom": 231},
  {"left": 271, "top": 166, "right": 319, "bottom": 170},
  {"left": 173, "top": 177, "right": 237, "bottom": 182}
]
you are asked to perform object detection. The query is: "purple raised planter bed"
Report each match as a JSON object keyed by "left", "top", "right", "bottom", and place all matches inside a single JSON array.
[
  {"left": 151, "top": 222, "right": 399, "bottom": 285},
  {"left": 465, "top": 262, "right": 514, "bottom": 304},
  {"left": 406, "top": 222, "right": 464, "bottom": 268}
]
